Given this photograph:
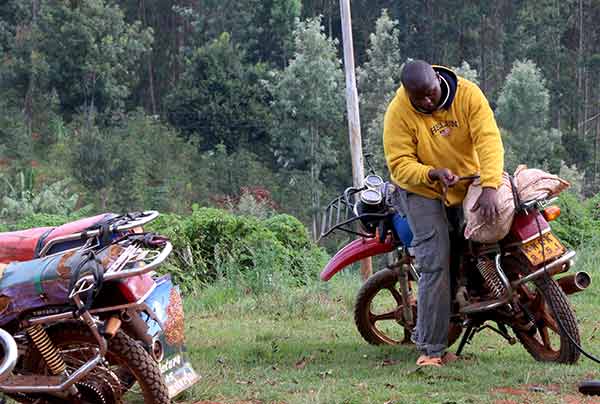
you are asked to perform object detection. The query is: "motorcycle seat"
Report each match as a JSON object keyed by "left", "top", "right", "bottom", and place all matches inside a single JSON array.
[
  {"left": 44, "top": 213, "right": 116, "bottom": 243},
  {"left": 0, "top": 227, "right": 53, "bottom": 263},
  {"left": 0, "top": 213, "right": 116, "bottom": 264}
]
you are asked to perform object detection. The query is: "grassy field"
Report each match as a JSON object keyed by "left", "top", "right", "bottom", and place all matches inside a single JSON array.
[{"left": 175, "top": 265, "right": 600, "bottom": 404}]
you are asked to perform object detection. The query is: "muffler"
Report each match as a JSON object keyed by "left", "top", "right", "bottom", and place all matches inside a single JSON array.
[{"left": 557, "top": 271, "right": 592, "bottom": 295}]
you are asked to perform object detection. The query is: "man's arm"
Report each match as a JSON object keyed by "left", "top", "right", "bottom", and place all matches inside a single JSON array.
[
  {"left": 466, "top": 83, "right": 504, "bottom": 220},
  {"left": 466, "top": 83, "right": 504, "bottom": 189},
  {"left": 383, "top": 99, "right": 435, "bottom": 186}
]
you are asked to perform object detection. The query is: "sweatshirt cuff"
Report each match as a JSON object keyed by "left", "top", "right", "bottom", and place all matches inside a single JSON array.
[
  {"left": 421, "top": 165, "right": 436, "bottom": 185},
  {"left": 480, "top": 177, "right": 503, "bottom": 189}
]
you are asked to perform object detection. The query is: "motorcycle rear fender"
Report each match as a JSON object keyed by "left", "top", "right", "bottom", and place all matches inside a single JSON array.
[{"left": 320, "top": 237, "right": 395, "bottom": 281}]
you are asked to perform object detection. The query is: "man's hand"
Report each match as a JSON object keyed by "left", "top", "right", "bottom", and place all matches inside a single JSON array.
[
  {"left": 471, "top": 187, "right": 498, "bottom": 222},
  {"left": 428, "top": 168, "right": 459, "bottom": 187}
]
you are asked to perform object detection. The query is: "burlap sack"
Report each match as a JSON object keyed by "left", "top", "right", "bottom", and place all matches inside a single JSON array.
[
  {"left": 463, "top": 173, "right": 515, "bottom": 244},
  {"left": 514, "top": 165, "right": 570, "bottom": 201},
  {"left": 463, "top": 165, "right": 570, "bottom": 243}
]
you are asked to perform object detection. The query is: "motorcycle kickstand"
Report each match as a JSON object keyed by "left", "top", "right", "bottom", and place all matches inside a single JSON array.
[
  {"left": 456, "top": 321, "right": 516, "bottom": 357},
  {"left": 471, "top": 322, "right": 517, "bottom": 345},
  {"left": 455, "top": 321, "right": 476, "bottom": 357}
]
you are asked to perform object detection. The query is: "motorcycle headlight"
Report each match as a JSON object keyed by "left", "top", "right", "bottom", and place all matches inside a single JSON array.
[
  {"left": 363, "top": 174, "right": 384, "bottom": 189},
  {"left": 360, "top": 188, "right": 383, "bottom": 206}
]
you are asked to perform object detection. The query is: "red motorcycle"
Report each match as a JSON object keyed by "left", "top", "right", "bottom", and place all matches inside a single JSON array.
[
  {"left": 0, "top": 211, "right": 199, "bottom": 403},
  {"left": 320, "top": 175, "right": 589, "bottom": 363}
]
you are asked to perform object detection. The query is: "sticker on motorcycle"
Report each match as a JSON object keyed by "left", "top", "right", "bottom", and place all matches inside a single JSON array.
[{"left": 143, "top": 275, "right": 201, "bottom": 398}]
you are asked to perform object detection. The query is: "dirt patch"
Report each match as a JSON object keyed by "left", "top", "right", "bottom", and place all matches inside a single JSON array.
[
  {"left": 491, "top": 383, "right": 600, "bottom": 404},
  {"left": 194, "top": 401, "right": 287, "bottom": 404},
  {"left": 194, "top": 401, "right": 261, "bottom": 404}
]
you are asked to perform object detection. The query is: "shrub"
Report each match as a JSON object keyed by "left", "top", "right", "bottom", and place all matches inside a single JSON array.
[
  {"left": 3, "top": 213, "right": 78, "bottom": 231},
  {"left": 149, "top": 206, "right": 328, "bottom": 292},
  {"left": 552, "top": 191, "right": 600, "bottom": 248}
]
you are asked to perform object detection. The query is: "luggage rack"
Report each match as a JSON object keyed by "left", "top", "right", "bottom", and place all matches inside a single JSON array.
[
  {"left": 319, "top": 187, "right": 389, "bottom": 240},
  {"left": 68, "top": 235, "right": 172, "bottom": 299}
]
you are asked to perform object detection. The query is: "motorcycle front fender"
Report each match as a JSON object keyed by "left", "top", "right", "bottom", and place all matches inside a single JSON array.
[{"left": 320, "top": 237, "right": 395, "bottom": 281}]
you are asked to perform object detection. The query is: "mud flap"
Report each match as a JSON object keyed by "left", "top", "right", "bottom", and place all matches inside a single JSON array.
[
  {"left": 142, "top": 275, "right": 200, "bottom": 398},
  {"left": 320, "top": 237, "right": 395, "bottom": 281}
]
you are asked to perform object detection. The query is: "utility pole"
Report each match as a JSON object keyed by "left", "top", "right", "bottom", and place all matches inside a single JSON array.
[{"left": 340, "top": 0, "right": 372, "bottom": 280}]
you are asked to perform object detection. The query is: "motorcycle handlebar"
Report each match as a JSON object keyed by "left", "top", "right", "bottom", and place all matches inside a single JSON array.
[{"left": 38, "top": 211, "right": 161, "bottom": 258}]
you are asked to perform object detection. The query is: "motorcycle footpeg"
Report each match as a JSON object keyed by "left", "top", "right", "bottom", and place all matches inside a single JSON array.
[{"left": 459, "top": 297, "right": 509, "bottom": 314}]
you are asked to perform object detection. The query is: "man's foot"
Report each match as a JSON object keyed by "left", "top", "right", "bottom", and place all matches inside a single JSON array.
[
  {"left": 416, "top": 354, "right": 442, "bottom": 367},
  {"left": 416, "top": 352, "right": 459, "bottom": 367}
]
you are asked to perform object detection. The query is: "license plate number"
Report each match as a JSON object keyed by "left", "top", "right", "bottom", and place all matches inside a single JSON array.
[
  {"left": 161, "top": 351, "right": 201, "bottom": 398},
  {"left": 520, "top": 232, "right": 565, "bottom": 266}
]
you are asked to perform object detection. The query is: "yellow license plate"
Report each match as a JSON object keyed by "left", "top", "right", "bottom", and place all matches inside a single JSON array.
[{"left": 520, "top": 232, "right": 566, "bottom": 266}]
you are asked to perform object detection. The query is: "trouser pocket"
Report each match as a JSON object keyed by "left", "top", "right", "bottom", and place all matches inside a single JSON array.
[{"left": 411, "top": 228, "right": 442, "bottom": 273}]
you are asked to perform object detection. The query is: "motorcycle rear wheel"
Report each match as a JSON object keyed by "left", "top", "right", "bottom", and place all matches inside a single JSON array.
[
  {"left": 22, "top": 325, "right": 170, "bottom": 404},
  {"left": 512, "top": 274, "right": 580, "bottom": 364},
  {"left": 354, "top": 268, "right": 462, "bottom": 346}
]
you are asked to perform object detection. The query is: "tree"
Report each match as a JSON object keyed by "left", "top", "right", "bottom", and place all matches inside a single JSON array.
[
  {"left": 269, "top": 17, "right": 344, "bottom": 237},
  {"left": 69, "top": 118, "right": 133, "bottom": 210},
  {"left": 452, "top": 60, "right": 480, "bottom": 85},
  {"left": 165, "top": 32, "right": 272, "bottom": 155},
  {"left": 357, "top": 9, "right": 402, "bottom": 174},
  {"left": 6, "top": 0, "right": 153, "bottom": 121},
  {"left": 66, "top": 110, "right": 199, "bottom": 212},
  {"left": 497, "top": 60, "right": 561, "bottom": 172}
]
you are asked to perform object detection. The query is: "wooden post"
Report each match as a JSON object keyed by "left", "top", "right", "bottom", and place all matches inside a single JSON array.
[{"left": 340, "top": 0, "right": 372, "bottom": 280}]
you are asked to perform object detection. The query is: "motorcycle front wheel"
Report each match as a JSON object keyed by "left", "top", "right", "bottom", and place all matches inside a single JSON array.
[
  {"left": 354, "top": 268, "right": 462, "bottom": 346},
  {"left": 21, "top": 325, "right": 170, "bottom": 404},
  {"left": 512, "top": 273, "right": 580, "bottom": 364}
]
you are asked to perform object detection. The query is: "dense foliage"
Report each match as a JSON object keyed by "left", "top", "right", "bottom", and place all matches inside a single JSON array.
[
  {"left": 0, "top": 0, "right": 599, "bottom": 243},
  {"left": 0, "top": 208, "right": 328, "bottom": 292},
  {"left": 149, "top": 207, "right": 328, "bottom": 291}
]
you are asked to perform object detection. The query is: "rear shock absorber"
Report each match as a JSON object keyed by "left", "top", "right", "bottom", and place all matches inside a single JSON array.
[
  {"left": 26, "top": 324, "right": 67, "bottom": 375},
  {"left": 476, "top": 256, "right": 507, "bottom": 299}
]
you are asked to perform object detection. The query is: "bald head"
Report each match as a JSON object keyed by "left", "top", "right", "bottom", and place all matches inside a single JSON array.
[
  {"left": 401, "top": 60, "right": 437, "bottom": 91},
  {"left": 400, "top": 60, "right": 441, "bottom": 113}
]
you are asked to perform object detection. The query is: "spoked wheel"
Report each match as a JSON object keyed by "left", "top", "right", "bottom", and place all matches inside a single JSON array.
[
  {"left": 354, "top": 268, "right": 462, "bottom": 346},
  {"left": 513, "top": 274, "right": 580, "bottom": 364},
  {"left": 22, "top": 326, "right": 170, "bottom": 404}
]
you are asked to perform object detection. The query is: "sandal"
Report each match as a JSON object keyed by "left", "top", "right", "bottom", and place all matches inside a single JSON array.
[
  {"left": 416, "top": 352, "right": 459, "bottom": 367},
  {"left": 416, "top": 354, "right": 442, "bottom": 367}
]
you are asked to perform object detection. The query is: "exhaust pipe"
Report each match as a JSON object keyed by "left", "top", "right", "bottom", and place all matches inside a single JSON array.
[
  {"left": 0, "top": 328, "right": 18, "bottom": 382},
  {"left": 557, "top": 271, "right": 592, "bottom": 295},
  {"left": 512, "top": 250, "right": 576, "bottom": 288}
]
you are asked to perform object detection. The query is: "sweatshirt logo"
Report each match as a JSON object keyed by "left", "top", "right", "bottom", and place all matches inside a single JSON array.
[{"left": 431, "top": 120, "right": 459, "bottom": 137}]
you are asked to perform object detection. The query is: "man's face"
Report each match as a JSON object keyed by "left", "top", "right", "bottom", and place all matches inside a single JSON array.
[{"left": 405, "top": 73, "right": 442, "bottom": 113}]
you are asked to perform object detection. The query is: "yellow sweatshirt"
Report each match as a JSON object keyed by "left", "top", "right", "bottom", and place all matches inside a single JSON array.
[{"left": 383, "top": 67, "right": 504, "bottom": 206}]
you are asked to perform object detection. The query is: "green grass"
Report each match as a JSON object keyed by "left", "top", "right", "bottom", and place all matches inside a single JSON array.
[{"left": 175, "top": 268, "right": 600, "bottom": 404}]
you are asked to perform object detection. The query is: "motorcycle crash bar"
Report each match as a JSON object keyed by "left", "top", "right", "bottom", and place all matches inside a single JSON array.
[{"left": 0, "top": 328, "right": 17, "bottom": 383}]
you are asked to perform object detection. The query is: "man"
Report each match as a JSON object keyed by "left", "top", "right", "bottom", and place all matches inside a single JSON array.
[{"left": 383, "top": 60, "right": 504, "bottom": 367}]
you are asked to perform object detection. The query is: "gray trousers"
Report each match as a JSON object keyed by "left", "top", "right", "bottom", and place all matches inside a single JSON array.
[{"left": 395, "top": 189, "right": 461, "bottom": 357}]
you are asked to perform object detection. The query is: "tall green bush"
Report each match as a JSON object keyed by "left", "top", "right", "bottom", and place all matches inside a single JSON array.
[
  {"left": 149, "top": 206, "right": 328, "bottom": 292},
  {"left": 553, "top": 191, "right": 600, "bottom": 248}
]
